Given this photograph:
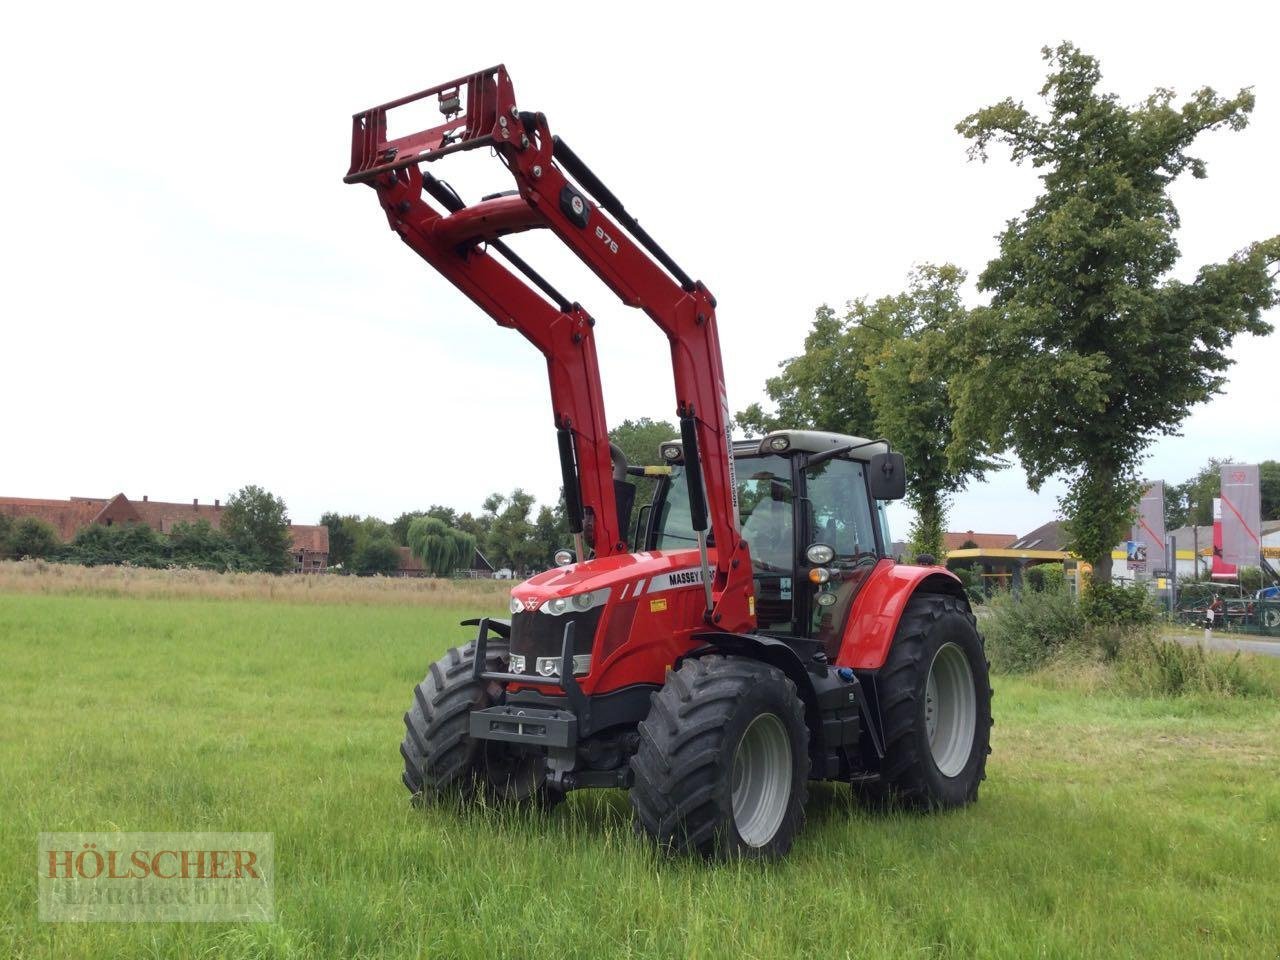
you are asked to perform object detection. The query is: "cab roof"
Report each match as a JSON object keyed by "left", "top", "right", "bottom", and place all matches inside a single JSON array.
[{"left": 659, "top": 430, "right": 889, "bottom": 463}]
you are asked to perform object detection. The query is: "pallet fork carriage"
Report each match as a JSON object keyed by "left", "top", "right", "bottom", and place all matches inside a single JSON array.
[{"left": 347, "top": 66, "right": 993, "bottom": 859}]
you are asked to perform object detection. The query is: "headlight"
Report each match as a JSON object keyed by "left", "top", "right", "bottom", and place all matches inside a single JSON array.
[
  {"left": 509, "top": 595, "right": 524, "bottom": 615},
  {"left": 767, "top": 435, "right": 790, "bottom": 451},
  {"left": 554, "top": 549, "right": 575, "bottom": 566},
  {"left": 539, "top": 588, "right": 610, "bottom": 616},
  {"left": 806, "top": 543, "right": 835, "bottom": 565},
  {"left": 817, "top": 591, "right": 837, "bottom": 607},
  {"left": 508, "top": 654, "right": 526, "bottom": 674},
  {"left": 533, "top": 654, "right": 592, "bottom": 677}
]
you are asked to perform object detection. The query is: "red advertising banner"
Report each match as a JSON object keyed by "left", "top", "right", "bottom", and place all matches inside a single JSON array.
[{"left": 1220, "top": 464, "right": 1262, "bottom": 568}]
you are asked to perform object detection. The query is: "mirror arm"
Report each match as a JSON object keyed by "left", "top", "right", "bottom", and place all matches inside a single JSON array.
[{"left": 805, "top": 438, "right": 892, "bottom": 469}]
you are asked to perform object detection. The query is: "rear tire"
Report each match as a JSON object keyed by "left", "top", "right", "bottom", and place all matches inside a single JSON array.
[
  {"left": 864, "top": 593, "right": 992, "bottom": 810},
  {"left": 629, "top": 656, "right": 808, "bottom": 860},
  {"left": 401, "top": 639, "right": 559, "bottom": 806}
]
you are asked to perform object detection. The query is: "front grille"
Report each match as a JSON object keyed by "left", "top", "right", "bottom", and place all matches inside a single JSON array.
[{"left": 509, "top": 607, "right": 603, "bottom": 660}]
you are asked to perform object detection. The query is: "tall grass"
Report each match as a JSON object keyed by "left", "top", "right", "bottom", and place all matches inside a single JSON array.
[
  {"left": 0, "top": 559, "right": 512, "bottom": 607},
  {"left": 2, "top": 592, "right": 1279, "bottom": 958},
  {"left": 982, "top": 583, "right": 1275, "bottom": 698}
]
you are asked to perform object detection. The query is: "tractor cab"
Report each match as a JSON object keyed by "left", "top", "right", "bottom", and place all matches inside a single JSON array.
[{"left": 638, "top": 430, "right": 906, "bottom": 657}]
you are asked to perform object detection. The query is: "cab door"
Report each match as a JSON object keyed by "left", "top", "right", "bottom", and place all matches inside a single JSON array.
[{"left": 797, "top": 456, "right": 883, "bottom": 657}]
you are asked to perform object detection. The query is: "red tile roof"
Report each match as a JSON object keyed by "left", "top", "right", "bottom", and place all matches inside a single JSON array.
[
  {"left": 0, "top": 497, "right": 101, "bottom": 541},
  {"left": 0, "top": 494, "right": 328, "bottom": 555},
  {"left": 943, "top": 530, "right": 1018, "bottom": 552}
]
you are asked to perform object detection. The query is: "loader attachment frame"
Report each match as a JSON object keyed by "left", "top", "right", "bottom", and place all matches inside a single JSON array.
[{"left": 346, "top": 65, "right": 752, "bottom": 627}]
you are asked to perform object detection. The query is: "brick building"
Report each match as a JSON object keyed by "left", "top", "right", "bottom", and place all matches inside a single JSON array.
[{"left": 0, "top": 493, "right": 329, "bottom": 572}]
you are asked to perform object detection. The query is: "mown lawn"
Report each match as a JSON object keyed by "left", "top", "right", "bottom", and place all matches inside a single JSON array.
[{"left": 1, "top": 592, "right": 1277, "bottom": 959}]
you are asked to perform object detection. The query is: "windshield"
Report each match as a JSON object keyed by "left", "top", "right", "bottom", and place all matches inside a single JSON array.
[{"left": 653, "top": 454, "right": 792, "bottom": 561}]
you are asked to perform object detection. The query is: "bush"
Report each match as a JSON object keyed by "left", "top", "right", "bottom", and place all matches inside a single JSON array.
[
  {"left": 984, "top": 584, "right": 1086, "bottom": 672},
  {"left": 352, "top": 536, "right": 400, "bottom": 576},
  {"left": 1120, "top": 638, "right": 1271, "bottom": 698},
  {"left": 65, "top": 523, "right": 168, "bottom": 568},
  {"left": 8, "top": 518, "right": 60, "bottom": 560},
  {"left": 167, "top": 520, "right": 248, "bottom": 571},
  {"left": 951, "top": 565, "right": 986, "bottom": 604},
  {"left": 1080, "top": 580, "right": 1157, "bottom": 627},
  {"left": 1024, "top": 563, "right": 1066, "bottom": 592}
]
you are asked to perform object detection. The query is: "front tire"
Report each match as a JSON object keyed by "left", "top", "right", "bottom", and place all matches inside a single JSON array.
[
  {"left": 868, "top": 593, "right": 992, "bottom": 809},
  {"left": 629, "top": 656, "right": 809, "bottom": 859},
  {"left": 402, "top": 639, "right": 559, "bottom": 806}
]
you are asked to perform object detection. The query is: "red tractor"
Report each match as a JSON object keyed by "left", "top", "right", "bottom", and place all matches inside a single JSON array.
[{"left": 346, "top": 66, "right": 992, "bottom": 859}]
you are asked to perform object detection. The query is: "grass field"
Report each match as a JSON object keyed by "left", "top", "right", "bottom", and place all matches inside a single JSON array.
[{"left": 2, "top": 581, "right": 1278, "bottom": 958}]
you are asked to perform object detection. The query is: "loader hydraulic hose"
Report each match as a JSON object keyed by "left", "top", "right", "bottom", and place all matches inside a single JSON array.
[
  {"left": 679, "top": 412, "right": 715, "bottom": 615},
  {"left": 558, "top": 427, "right": 584, "bottom": 534},
  {"left": 551, "top": 137, "right": 696, "bottom": 292}
]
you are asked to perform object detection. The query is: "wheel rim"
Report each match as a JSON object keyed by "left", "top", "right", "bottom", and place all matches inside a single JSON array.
[
  {"left": 731, "top": 712, "right": 792, "bottom": 848},
  {"left": 925, "top": 642, "right": 977, "bottom": 778}
]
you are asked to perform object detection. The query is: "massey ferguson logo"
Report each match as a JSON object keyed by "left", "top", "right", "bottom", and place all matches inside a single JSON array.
[
  {"left": 522, "top": 598, "right": 541, "bottom": 611},
  {"left": 647, "top": 568, "right": 705, "bottom": 593}
]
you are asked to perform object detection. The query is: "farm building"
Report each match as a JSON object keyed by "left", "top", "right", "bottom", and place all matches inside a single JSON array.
[{"left": 0, "top": 493, "right": 330, "bottom": 573}]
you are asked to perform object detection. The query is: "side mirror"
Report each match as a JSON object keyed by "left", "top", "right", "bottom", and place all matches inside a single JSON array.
[{"left": 868, "top": 452, "right": 906, "bottom": 501}]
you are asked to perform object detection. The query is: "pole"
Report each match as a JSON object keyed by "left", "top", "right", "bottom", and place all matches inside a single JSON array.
[{"left": 1170, "top": 535, "right": 1178, "bottom": 617}]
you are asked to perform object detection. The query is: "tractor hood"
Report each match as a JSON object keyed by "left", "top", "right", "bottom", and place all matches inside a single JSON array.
[{"left": 510, "top": 548, "right": 705, "bottom": 612}]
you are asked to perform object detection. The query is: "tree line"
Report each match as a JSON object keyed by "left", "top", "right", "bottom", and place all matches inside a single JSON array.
[
  {"left": 0, "top": 486, "right": 295, "bottom": 572},
  {"left": 738, "top": 43, "right": 1279, "bottom": 580},
  {"left": 321, "top": 418, "right": 678, "bottom": 578},
  {"left": 321, "top": 492, "right": 571, "bottom": 578}
]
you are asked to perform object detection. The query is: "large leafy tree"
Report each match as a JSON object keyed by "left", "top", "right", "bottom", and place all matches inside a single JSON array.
[
  {"left": 738, "top": 265, "right": 999, "bottom": 559},
  {"left": 482, "top": 490, "right": 544, "bottom": 573},
  {"left": 406, "top": 516, "right": 475, "bottom": 577},
  {"left": 320, "top": 512, "right": 358, "bottom": 568},
  {"left": 950, "top": 43, "right": 1279, "bottom": 581},
  {"left": 221, "top": 485, "right": 292, "bottom": 573}
]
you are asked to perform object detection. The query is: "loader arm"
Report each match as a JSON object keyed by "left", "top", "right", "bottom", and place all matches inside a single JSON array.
[{"left": 346, "top": 66, "right": 751, "bottom": 628}]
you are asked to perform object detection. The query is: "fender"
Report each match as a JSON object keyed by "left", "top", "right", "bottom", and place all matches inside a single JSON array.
[{"left": 836, "top": 561, "right": 969, "bottom": 670}]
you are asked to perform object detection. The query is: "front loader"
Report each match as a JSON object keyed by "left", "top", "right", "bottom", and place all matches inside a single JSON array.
[{"left": 346, "top": 66, "right": 992, "bottom": 859}]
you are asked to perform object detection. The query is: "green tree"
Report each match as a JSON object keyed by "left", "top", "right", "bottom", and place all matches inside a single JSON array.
[
  {"left": 352, "top": 534, "right": 400, "bottom": 576},
  {"left": 9, "top": 518, "right": 60, "bottom": 559},
  {"left": 342, "top": 516, "right": 399, "bottom": 576},
  {"left": 0, "top": 514, "right": 13, "bottom": 558},
  {"left": 609, "top": 417, "right": 677, "bottom": 544},
  {"left": 221, "top": 485, "right": 292, "bottom": 574},
  {"left": 320, "top": 512, "right": 358, "bottom": 569},
  {"left": 406, "top": 516, "right": 475, "bottom": 577},
  {"left": 482, "top": 490, "right": 543, "bottom": 573},
  {"left": 738, "top": 265, "right": 999, "bottom": 559},
  {"left": 951, "top": 43, "right": 1279, "bottom": 581},
  {"left": 390, "top": 506, "right": 462, "bottom": 546},
  {"left": 737, "top": 304, "right": 877, "bottom": 439},
  {"left": 390, "top": 511, "right": 427, "bottom": 546},
  {"left": 168, "top": 519, "right": 242, "bottom": 570},
  {"left": 531, "top": 503, "right": 569, "bottom": 567}
]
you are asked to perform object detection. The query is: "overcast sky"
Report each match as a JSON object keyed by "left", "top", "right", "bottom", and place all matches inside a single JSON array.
[{"left": 3, "top": 1, "right": 1276, "bottom": 540}]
